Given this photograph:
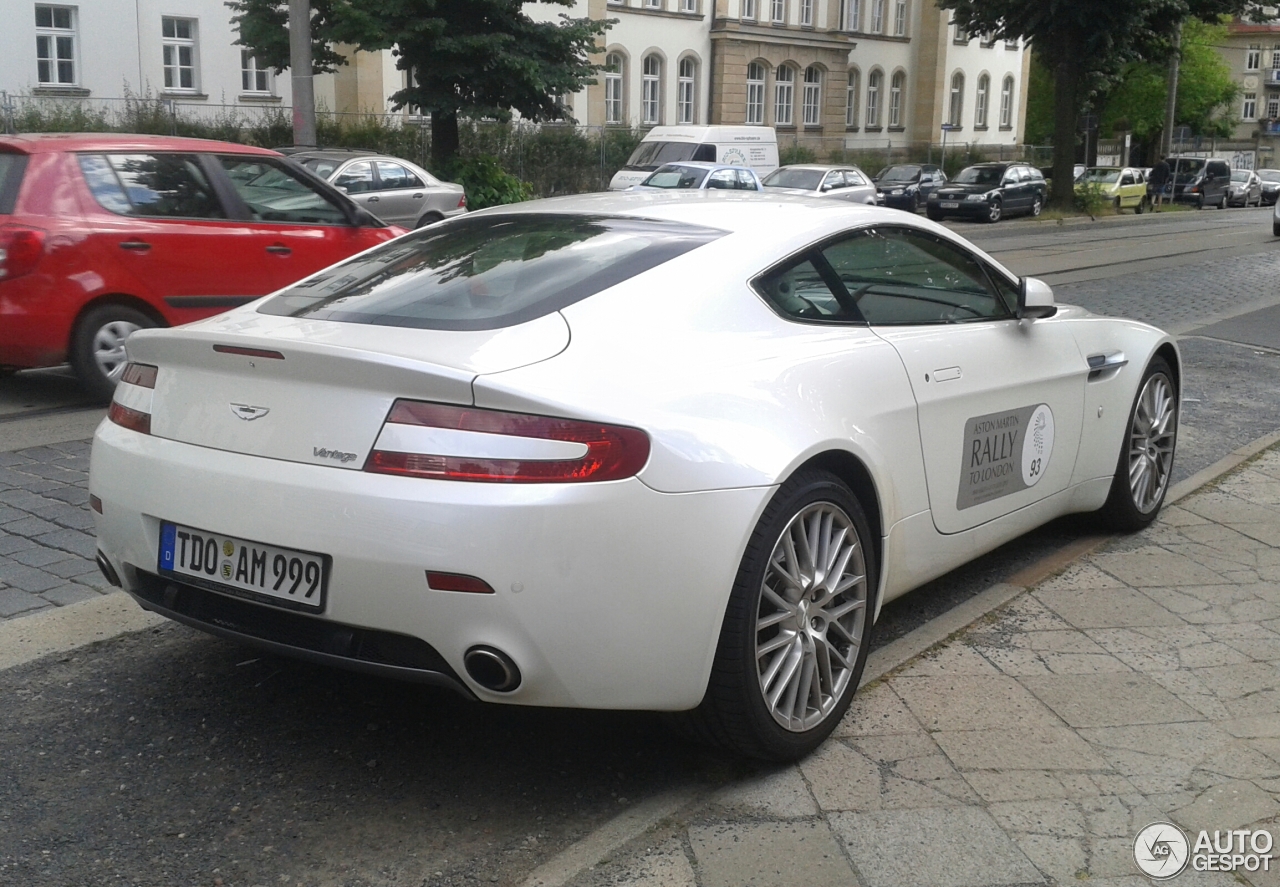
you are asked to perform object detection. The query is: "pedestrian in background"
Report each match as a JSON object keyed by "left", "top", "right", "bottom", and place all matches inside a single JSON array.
[{"left": 1149, "top": 156, "right": 1171, "bottom": 209}]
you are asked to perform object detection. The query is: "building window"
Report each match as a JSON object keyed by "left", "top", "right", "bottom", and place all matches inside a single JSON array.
[
  {"left": 843, "top": 0, "right": 859, "bottom": 30},
  {"left": 800, "top": 0, "right": 813, "bottom": 26},
  {"left": 1269, "top": 95, "right": 1279, "bottom": 118},
  {"left": 803, "top": 66, "right": 822, "bottom": 125},
  {"left": 948, "top": 72, "right": 964, "bottom": 126},
  {"left": 954, "top": 22, "right": 968, "bottom": 44},
  {"left": 642, "top": 55, "right": 661, "bottom": 125},
  {"left": 1272, "top": 46, "right": 1280, "bottom": 70},
  {"left": 605, "top": 53, "right": 624, "bottom": 124},
  {"left": 746, "top": 62, "right": 766, "bottom": 124},
  {"left": 1000, "top": 75, "right": 1014, "bottom": 127},
  {"left": 889, "top": 71, "right": 904, "bottom": 126},
  {"left": 870, "top": 0, "right": 884, "bottom": 33},
  {"left": 742, "top": 0, "right": 756, "bottom": 19},
  {"left": 241, "top": 51, "right": 272, "bottom": 94},
  {"left": 678, "top": 58, "right": 696, "bottom": 124},
  {"left": 1005, "top": 35, "right": 1019, "bottom": 49},
  {"left": 162, "top": 17, "right": 199, "bottom": 92},
  {"left": 681, "top": 0, "right": 696, "bottom": 11},
  {"left": 771, "top": 0, "right": 785, "bottom": 23},
  {"left": 1243, "top": 92, "right": 1258, "bottom": 121},
  {"left": 845, "top": 68, "right": 860, "bottom": 126},
  {"left": 1247, "top": 45, "right": 1262, "bottom": 71},
  {"left": 981, "top": 32, "right": 996, "bottom": 47},
  {"left": 974, "top": 74, "right": 989, "bottom": 127},
  {"left": 775, "top": 65, "right": 794, "bottom": 125},
  {"left": 35, "top": 5, "right": 77, "bottom": 86},
  {"left": 893, "top": 0, "right": 907, "bottom": 36},
  {"left": 866, "top": 69, "right": 882, "bottom": 126},
  {"left": 643, "top": 0, "right": 661, "bottom": 8}
]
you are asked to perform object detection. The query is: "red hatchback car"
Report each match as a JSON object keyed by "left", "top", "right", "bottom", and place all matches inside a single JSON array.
[{"left": 0, "top": 133, "right": 406, "bottom": 398}]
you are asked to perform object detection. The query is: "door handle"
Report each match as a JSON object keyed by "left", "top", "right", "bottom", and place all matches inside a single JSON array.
[
  {"left": 367, "top": 195, "right": 380, "bottom": 203},
  {"left": 265, "top": 244, "right": 292, "bottom": 255},
  {"left": 119, "top": 240, "right": 151, "bottom": 251}
]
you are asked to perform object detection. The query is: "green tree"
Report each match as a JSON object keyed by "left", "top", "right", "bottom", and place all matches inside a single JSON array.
[
  {"left": 1101, "top": 17, "right": 1238, "bottom": 149},
  {"left": 1023, "top": 52, "right": 1055, "bottom": 145},
  {"left": 227, "top": 0, "right": 611, "bottom": 171},
  {"left": 939, "top": 0, "right": 1269, "bottom": 209}
]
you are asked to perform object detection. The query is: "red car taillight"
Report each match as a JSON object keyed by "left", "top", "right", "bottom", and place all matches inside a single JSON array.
[
  {"left": 107, "top": 362, "right": 157, "bottom": 435},
  {"left": 365, "top": 400, "right": 650, "bottom": 483},
  {"left": 0, "top": 225, "right": 46, "bottom": 281},
  {"left": 457, "top": 194, "right": 467, "bottom": 209}
]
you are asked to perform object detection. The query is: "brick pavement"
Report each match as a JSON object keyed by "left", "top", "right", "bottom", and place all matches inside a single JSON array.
[{"left": 0, "top": 440, "right": 111, "bottom": 619}]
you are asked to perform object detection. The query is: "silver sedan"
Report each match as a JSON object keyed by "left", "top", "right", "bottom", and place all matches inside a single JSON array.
[
  {"left": 289, "top": 149, "right": 467, "bottom": 228},
  {"left": 761, "top": 165, "right": 878, "bottom": 204}
]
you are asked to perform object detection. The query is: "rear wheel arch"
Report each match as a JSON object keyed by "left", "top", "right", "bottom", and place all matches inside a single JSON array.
[
  {"left": 69, "top": 294, "right": 167, "bottom": 350},
  {"left": 790, "top": 449, "right": 885, "bottom": 593},
  {"left": 1154, "top": 342, "right": 1181, "bottom": 394}
]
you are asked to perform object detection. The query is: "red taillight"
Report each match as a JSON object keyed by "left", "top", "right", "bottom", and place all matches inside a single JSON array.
[
  {"left": 0, "top": 225, "right": 46, "bottom": 281},
  {"left": 457, "top": 194, "right": 467, "bottom": 209},
  {"left": 426, "top": 571, "right": 494, "bottom": 594},
  {"left": 108, "top": 362, "right": 157, "bottom": 435},
  {"left": 365, "top": 400, "right": 650, "bottom": 483}
]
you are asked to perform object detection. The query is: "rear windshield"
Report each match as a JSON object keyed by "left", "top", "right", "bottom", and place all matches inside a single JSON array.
[
  {"left": 762, "top": 168, "right": 823, "bottom": 190},
  {"left": 297, "top": 157, "right": 341, "bottom": 178},
  {"left": 625, "top": 141, "right": 715, "bottom": 170},
  {"left": 642, "top": 165, "right": 708, "bottom": 188},
  {"left": 1259, "top": 169, "right": 1280, "bottom": 182},
  {"left": 258, "top": 213, "right": 725, "bottom": 331},
  {"left": 0, "top": 153, "right": 28, "bottom": 214},
  {"left": 1081, "top": 168, "right": 1121, "bottom": 184}
]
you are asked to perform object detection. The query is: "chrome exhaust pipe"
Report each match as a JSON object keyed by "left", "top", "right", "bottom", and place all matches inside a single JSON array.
[
  {"left": 95, "top": 551, "right": 122, "bottom": 588},
  {"left": 463, "top": 645, "right": 521, "bottom": 692}
]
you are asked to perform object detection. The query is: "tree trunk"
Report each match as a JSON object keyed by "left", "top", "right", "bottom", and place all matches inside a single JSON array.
[
  {"left": 431, "top": 109, "right": 460, "bottom": 174},
  {"left": 1049, "top": 46, "right": 1082, "bottom": 211}
]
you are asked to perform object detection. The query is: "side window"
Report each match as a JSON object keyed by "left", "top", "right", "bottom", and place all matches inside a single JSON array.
[
  {"left": 1120, "top": 172, "right": 1135, "bottom": 186},
  {"left": 822, "top": 171, "right": 846, "bottom": 191},
  {"left": 79, "top": 153, "right": 225, "bottom": 219},
  {"left": 333, "top": 161, "right": 374, "bottom": 194},
  {"left": 692, "top": 143, "right": 716, "bottom": 162},
  {"left": 984, "top": 263, "right": 1020, "bottom": 314},
  {"left": 820, "top": 227, "right": 1011, "bottom": 325},
  {"left": 707, "top": 169, "right": 737, "bottom": 189},
  {"left": 756, "top": 257, "right": 853, "bottom": 321},
  {"left": 375, "top": 161, "right": 423, "bottom": 190},
  {"left": 736, "top": 169, "right": 758, "bottom": 190},
  {"left": 845, "top": 169, "right": 868, "bottom": 186},
  {"left": 215, "top": 155, "right": 351, "bottom": 226}
]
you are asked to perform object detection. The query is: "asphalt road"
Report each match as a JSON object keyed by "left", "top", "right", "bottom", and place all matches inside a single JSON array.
[{"left": 2, "top": 205, "right": 1280, "bottom": 886}]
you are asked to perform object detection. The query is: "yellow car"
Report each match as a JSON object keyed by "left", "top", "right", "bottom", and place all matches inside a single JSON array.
[{"left": 1075, "top": 166, "right": 1150, "bottom": 213}]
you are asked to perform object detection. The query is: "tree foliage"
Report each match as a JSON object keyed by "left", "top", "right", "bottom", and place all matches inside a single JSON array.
[
  {"left": 939, "top": 0, "right": 1270, "bottom": 208},
  {"left": 227, "top": 0, "right": 611, "bottom": 169},
  {"left": 1101, "top": 18, "right": 1238, "bottom": 146}
]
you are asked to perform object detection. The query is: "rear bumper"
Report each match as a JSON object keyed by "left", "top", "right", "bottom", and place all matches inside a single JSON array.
[{"left": 91, "top": 419, "right": 770, "bottom": 710}]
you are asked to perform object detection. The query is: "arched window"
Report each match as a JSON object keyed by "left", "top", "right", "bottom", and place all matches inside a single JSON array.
[
  {"left": 948, "top": 72, "right": 964, "bottom": 126},
  {"left": 746, "top": 62, "right": 766, "bottom": 124},
  {"left": 605, "top": 53, "right": 624, "bottom": 124},
  {"left": 845, "top": 68, "right": 860, "bottom": 126},
  {"left": 889, "top": 71, "right": 905, "bottom": 127},
  {"left": 893, "top": 0, "right": 907, "bottom": 35},
  {"left": 642, "top": 55, "right": 661, "bottom": 125},
  {"left": 975, "top": 73, "right": 989, "bottom": 127},
  {"left": 866, "top": 69, "right": 882, "bottom": 127},
  {"left": 678, "top": 57, "right": 697, "bottom": 124},
  {"left": 775, "top": 65, "right": 795, "bottom": 126},
  {"left": 1000, "top": 75, "right": 1014, "bottom": 127},
  {"left": 803, "top": 66, "right": 822, "bottom": 126}
]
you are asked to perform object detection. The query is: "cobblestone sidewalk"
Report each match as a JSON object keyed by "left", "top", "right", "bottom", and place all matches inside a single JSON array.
[
  {"left": 576, "top": 448, "right": 1280, "bottom": 887},
  {"left": 0, "top": 440, "right": 111, "bottom": 619}
]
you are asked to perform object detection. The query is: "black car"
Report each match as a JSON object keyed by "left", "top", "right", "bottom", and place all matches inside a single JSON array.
[
  {"left": 926, "top": 162, "right": 1046, "bottom": 223},
  {"left": 874, "top": 163, "right": 947, "bottom": 212},
  {"left": 1167, "top": 156, "right": 1231, "bottom": 209}
]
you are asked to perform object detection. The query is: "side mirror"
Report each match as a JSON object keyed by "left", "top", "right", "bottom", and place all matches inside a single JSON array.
[
  {"left": 336, "top": 184, "right": 350, "bottom": 194},
  {"left": 1018, "top": 276, "right": 1057, "bottom": 320}
]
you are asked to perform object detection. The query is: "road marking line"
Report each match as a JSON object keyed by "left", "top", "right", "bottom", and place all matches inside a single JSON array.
[{"left": 0, "top": 591, "right": 164, "bottom": 671}]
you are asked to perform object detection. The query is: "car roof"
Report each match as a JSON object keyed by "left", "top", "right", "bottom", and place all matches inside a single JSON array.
[
  {"left": 775, "top": 164, "right": 855, "bottom": 171},
  {"left": 0, "top": 132, "right": 279, "bottom": 156},
  {"left": 658, "top": 161, "right": 748, "bottom": 171},
  {"left": 287, "top": 149, "right": 382, "bottom": 161}
]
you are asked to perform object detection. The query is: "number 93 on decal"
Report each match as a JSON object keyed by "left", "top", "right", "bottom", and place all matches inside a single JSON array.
[{"left": 158, "top": 522, "right": 328, "bottom": 612}]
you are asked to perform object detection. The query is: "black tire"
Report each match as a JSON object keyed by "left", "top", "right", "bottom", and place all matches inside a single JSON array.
[
  {"left": 913, "top": 191, "right": 924, "bottom": 213},
  {"left": 681, "top": 470, "right": 877, "bottom": 761},
  {"left": 70, "top": 304, "right": 156, "bottom": 402},
  {"left": 1219, "top": 192, "right": 1228, "bottom": 209},
  {"left": 1030, "top": 195, "right": 1043, "bottom": 217},
  {"left": 985, "top": 199, "right": 1003, "bottom": 223},
  {"left": 1135, "top": 196, "right": 1147, "bottom": 214},
  {"left": 1114, "top": 197, "right": 1123, "bottom": 213},
  {"left": 1196, "top": 195, "right": 1205, "bottom": 209},
  {"left": 1274, "top": 220, "right": 1280, "bottom": 237},
  {"left": 414, "top": 212, "right": 444, "bottom": 229},
  {"left": 1098, "top": 356, "right": 1178, "bottom": 532}
]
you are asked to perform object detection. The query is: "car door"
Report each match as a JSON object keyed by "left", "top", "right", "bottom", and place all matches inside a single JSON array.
[
  {"left": 998, "top": 168, "right": 1025, "bottom": 212},
  {"left": 1118, "top": 170, "right": 1140, "bottom": 207},
  {"left": 705, "top": 169, "right": 737, "bottom": 190},
  {"left": 371, "top": 160, "right": 428, "bottom": 226},
  {"left": 76, "top": 152, "right": 271, "bottom": 315},
  {"left": 331, "top": 160, "right": 380, "bottom": 217},
  {"left": 816, "top": 225, "right": 1086, "bottom": 534},
  {"left": 211, "top": 154, "right": 392, "bottom": 291}
]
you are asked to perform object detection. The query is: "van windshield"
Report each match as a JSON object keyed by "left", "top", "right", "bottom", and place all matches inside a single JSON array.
[
  {"left": 1169, "top": 157, "right": 1205, "bottom": 182},
  {"left": 625, "top": 141, "right": 715, "bottom": 170}
]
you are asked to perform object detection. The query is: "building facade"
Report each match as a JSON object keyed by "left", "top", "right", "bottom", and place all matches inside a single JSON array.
[{"left": 1222, "top": 19, "right": 1280, "bottom": 141}]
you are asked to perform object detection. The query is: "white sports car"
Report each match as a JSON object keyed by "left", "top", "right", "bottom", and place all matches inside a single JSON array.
[{"left": 91, "top": 192, "right": 1179, "bottom": 761}]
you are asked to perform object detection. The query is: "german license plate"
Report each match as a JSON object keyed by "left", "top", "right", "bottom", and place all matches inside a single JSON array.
[
  {"left": 158, "top": 522, "right": 328, "bottom": 612},
  {"left": 941, "top": 201, "right": 960, "bottom": 209}
]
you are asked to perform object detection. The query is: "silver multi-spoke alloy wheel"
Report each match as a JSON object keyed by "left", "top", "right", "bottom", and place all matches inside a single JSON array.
[
  {"left": 92, "top": 320, "right": 141, "bottom": 383},
  {"left": 1127, "top": 371, "right": 1176, "bottom": 513},
  {"left": 755, "top": 501, "right": 867, "bottom": 732}
]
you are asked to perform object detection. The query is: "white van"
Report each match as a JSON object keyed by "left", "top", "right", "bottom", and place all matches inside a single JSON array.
[{"left": 608, "top": 126, "right": 780, "bottom": 190}]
